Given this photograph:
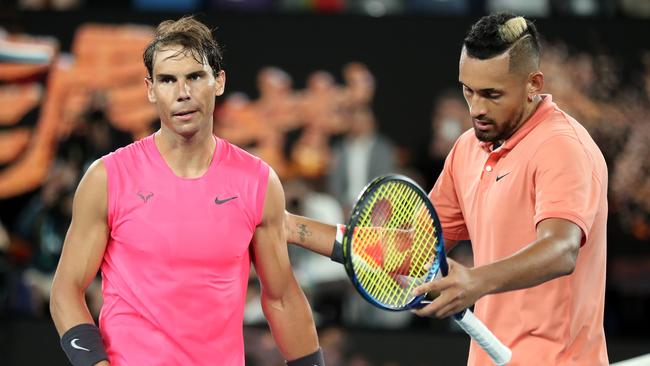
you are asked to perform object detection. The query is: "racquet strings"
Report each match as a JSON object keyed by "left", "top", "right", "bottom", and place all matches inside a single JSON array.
[{"left": 350, "top": 180, "right": 439, "bottom": 309}]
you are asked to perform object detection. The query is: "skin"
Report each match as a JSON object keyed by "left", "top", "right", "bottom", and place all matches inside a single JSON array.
[
  {"left": 459, "top": 47, "right": 543, "bottom": 144},
  {"left": 285, "top": 46, "right": 583, "bottom": 321},
  {"left": 50, "top": 44, "right": 319, "bottom": 365}
]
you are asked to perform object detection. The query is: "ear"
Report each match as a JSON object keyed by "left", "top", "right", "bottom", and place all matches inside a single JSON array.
[
  {"left": 527, "top": 71, "right": 544, "bottom": 100},
  {"left": 145, "top": 76, "right": 156, "bottom": 103},
  {"left": 215, "top": 70, "right": 226, "bottom": 97}
]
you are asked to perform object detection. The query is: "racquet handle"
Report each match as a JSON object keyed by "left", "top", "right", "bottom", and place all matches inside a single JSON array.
[{"left": 453, "top": 310, "right": 512, "bottom": 365}]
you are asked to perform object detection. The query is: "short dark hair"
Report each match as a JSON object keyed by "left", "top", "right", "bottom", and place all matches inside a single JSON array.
[
  {"left": 143, "top": 16, "right": 223, "bottom": 78},
  {"left": 463, "top": 12, "right": 541, "bottom": 73}
]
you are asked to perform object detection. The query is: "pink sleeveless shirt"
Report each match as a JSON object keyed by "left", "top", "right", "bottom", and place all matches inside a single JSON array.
[{"left": 100, "top": 134, "right": 269, "bottom": 366}]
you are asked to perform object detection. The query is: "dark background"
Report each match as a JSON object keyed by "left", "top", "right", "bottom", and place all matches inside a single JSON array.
[{"left": 2, "top": 11, "right": 649, "bottom": 149}]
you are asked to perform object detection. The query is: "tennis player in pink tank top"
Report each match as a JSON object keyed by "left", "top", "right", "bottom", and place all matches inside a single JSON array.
[{"left": 50, "top": 16, "right": 324, "bottom": 366}]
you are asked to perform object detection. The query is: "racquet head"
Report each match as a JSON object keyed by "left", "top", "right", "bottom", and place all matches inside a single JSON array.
[{"left": 342, "top": 174, "right": 447, "bottom": 311}]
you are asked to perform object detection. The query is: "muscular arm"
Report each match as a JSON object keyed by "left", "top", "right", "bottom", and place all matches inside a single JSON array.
[
  {"left": 285, "top": 212, "right": 337, "bottom": 258},
  {"left": 413, "top": 218, "right": 581, "bottom": 318},
  {"left": 252, "top": 169, "right": 320, "bottom": 360},
  {"left": 285, "top": 212, "right": 462, "bottom": 260},
  {"left": 50, "top": 160, "right": 110, "bottom": 365}
]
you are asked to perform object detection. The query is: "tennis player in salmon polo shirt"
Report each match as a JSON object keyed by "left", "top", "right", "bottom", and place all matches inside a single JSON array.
[
  {"left": 285, "top": 12, "right": 608, "bottom": 366},
  {"left": 49, "top": 16, "right": 324, "bottom": 366}
]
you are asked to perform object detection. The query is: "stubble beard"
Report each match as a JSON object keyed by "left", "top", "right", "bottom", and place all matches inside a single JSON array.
[{"left": 474, "top": 108, "right": 526, "bottom": 143}]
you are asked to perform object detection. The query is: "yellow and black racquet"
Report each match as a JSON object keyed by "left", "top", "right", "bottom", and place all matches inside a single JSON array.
[{"left": 331, "top": 174, "right": 512, "bottom": 365}]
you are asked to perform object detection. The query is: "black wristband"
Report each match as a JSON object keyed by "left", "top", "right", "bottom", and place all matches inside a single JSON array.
[
  {"left": 286, "top": 347, "right": 325, "bottom": 366},
  {"left": 331, "top": 240, "right": 344, "bottom": 264},
  {"left": 330, "top": 224, "right": 345, "bottom": 264},
  {"left": 60, "top": 323, "right": 108, "bottom": 366}
]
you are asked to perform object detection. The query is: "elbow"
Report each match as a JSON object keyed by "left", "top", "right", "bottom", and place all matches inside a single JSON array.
[
  {"left": 261, "top": 292, "right": 291, "bottom": 318},
  {"left": 49, "top": 276, "right": 80, "bottom": 321},
  {"left": 558, "top": 240, "right": 580, "bottom": 276},
  {"left": 49, "top": 278, "right": 66, "bottom": 319},
  {"left": 261, "top": 281, "right": 305, "bottom": 314}
]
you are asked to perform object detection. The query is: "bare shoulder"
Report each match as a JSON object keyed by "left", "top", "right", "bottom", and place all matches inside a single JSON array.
[
  {"left": 260, "top": 167, "right": 285, "bottom": 225},
  {"left": 74, "top": 159, "right": 108, "bottom": 216},
  {"left": 82, "top": 159, "right": 107, "bottom": 185}
]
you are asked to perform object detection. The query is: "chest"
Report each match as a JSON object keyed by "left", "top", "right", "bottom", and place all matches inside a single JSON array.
[
  {"left": 456, "top": 147, "right": 537, "bottom": 233},
  {"left": 109, "top": 177, "right": 254, "bottom": 269}
]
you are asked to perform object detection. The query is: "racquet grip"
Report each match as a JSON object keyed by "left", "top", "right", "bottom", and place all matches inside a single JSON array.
[
  {"left": 453, "top": 310, "right": 512, "bottom": 365},
  {"left": 330, "top": 224, "right": 346, "bottom": 264}
]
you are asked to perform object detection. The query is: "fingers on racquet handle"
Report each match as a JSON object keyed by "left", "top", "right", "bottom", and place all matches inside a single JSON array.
[{"left": 453, "top": 310, "right": 512, "bottom": 366}]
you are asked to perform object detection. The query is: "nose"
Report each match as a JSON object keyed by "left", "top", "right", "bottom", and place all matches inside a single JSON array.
[
  {"left": 176, "top": 79, "right": 191, "bottom": 101},
  {"left": 468, "top": 95, "right": 487, "bottom": 119}
]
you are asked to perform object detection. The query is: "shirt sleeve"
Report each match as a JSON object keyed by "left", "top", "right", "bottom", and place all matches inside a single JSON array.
[
  {"left": 428, "top": 143, "right": 470, "bottom": 249},
  {"left": 532, "top": 134, "right": 603, "bottom": 245}
]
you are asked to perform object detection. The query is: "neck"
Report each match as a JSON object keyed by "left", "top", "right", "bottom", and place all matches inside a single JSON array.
[
  {"left": 522, "top": 95, "right": 543, "bottom": 123},
  {"left": 505, "top": 95, "right": 543, "bottom": 141},
  {"left": 154, "top": 128, "right": 216, "bottom": 178}
]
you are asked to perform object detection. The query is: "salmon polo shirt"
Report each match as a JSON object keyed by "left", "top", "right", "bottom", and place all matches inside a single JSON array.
[{"left": 429, "top": 95, "right": 608, "bottom": 365}]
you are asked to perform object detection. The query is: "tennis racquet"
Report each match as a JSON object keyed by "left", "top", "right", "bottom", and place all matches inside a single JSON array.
[{"left": 329, "top": 174, "right": 512, "bottom": 365}]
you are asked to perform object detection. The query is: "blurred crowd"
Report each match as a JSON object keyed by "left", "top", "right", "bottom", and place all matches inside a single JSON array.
[
  {"left": 4, "top": 0, "right": 650, "bottom": 17},
  {"left": 1, "top": 17, "right": 650, "bottom": 365}
]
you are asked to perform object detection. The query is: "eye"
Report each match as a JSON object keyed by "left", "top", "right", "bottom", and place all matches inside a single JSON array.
[
  {"left": 189, "top": 74, "right": 201, "bottom": 81},
  {"left": 160, "top": 77, "right": 174, "bottom": 84},
  {"left": 487, "top": 93, "right": 501, "bottom": 100},
  {"left": 462, "top": 86, "right": 473, "bottom": 95}
]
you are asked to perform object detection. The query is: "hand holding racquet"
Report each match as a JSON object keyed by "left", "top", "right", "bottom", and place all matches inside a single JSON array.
[{"left": 330, "top": 174, "right": 512, "bottom": 366}]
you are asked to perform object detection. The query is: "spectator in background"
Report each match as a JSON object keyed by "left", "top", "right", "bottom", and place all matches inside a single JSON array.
[
  {"left": 610, "top": 55, "right": 650, "bottom": 241},
  {"left": 253, "top": 66, "right": 301, "bottom": 132},
  {"left": 215, "top": 92, "right": 263, "bottom": 147},
  {"left": 290, "top": 126, "right": 332, "bottom": 180},
  {"left": 251, "top": 129, "right": 293, "bottom": 179},
  {"left": 13, "top": 157, "right": 103, "bottom": 317},
  {"left": 415, "top": 89, "right": 473, "bottom": 190},
  {"left": 328, "top": 107, "right": 396, "bottom": 213},
  {"left": 299, "top": 70, "right": 347, "bottom": 134},
  {"left": 341, "top": 62, "right": 375, "bottom": 111}
]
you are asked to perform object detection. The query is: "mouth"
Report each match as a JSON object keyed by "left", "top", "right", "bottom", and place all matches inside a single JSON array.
[
  {"left": 172, "top": 109, "right": 198, "bottom": 121},
  {"left": 473, "top": 119, "right": 493, "bottom": 131}
]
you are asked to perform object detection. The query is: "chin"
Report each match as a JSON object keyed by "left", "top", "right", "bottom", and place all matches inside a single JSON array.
[
  {"left": 474, "top": 130, "right": 497, "bottom": 142},
  {"left": 171, "top": 123, "right": 201, "bottom": 138}
]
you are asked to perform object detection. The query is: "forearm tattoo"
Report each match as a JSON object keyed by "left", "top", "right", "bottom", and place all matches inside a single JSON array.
[{"left": 297, "top": 223, "right": 312, "bottom": 243}]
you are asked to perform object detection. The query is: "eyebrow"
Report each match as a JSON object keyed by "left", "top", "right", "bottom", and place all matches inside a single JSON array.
[
  {"left": 459, "top": 82, "right": 503, "bottom": 94},
  {"left": 155, "top": 70, "right": 207, "bottom": 80}
]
